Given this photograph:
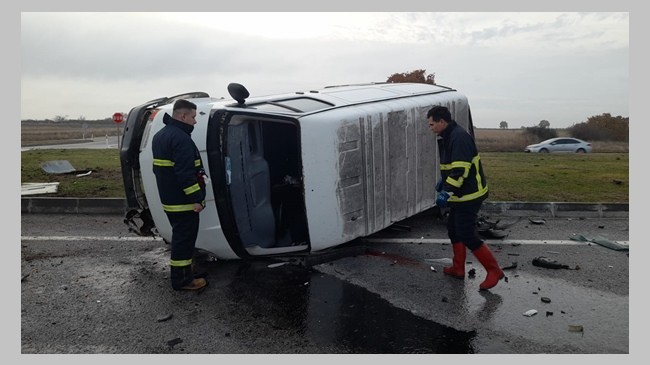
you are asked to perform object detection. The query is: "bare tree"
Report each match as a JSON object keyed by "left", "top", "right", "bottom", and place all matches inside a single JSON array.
[
  {"left": 499, "top": 121, "right": 508, "bottom": 129},
  {"left": 539, "top": 120, "right": 550, "bottom": 128}
]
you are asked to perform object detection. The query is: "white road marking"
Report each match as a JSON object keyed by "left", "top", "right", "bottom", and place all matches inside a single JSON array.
[
  {"left": 21, "top": 236, "right": 629, "bottom": 246},
  {"left": 361, "top": 238, "right": 629, "bottom": 246},
  {"left": 21, "top": 236, "right": 163, "bottom": 242}
]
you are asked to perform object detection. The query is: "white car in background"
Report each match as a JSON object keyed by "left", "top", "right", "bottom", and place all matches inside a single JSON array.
[{"left": 525, "top": 137, "right": 592, "bottom": 153}]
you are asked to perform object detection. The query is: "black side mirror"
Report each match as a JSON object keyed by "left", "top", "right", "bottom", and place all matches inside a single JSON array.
[{"left": 227, "top": 83, "right": 250, "bottom": 106}]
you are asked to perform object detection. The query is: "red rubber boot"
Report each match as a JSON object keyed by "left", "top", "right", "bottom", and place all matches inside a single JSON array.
[
  {"left": 472, "top": 243, "right": 505, "bottom": 290},
  {"left": 443, "top": 242, "right": 466, "bottom": 279}
]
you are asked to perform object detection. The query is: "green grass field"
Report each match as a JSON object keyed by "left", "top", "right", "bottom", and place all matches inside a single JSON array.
[{"left": 21, "top": 149, "right": 629, "bottom": 202}]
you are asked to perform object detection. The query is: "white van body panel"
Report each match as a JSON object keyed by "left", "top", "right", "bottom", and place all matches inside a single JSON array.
[{"left": 299, "top": 91, "right": 470, "bottom": 252}]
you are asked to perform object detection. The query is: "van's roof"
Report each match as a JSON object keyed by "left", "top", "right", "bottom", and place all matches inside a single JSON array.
[
  {"left": 152, "top": 83, "right": 460, "bottom": 116},
  {"left": 201, "top": 82, "right": 459, "bottom": 115},
  {"left": 244, "top": 82, "right": 454, "bottom": 103}
]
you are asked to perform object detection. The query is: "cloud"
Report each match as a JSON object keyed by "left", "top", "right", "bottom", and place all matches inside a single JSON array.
[{"left": 20, "top": 12, "right": 628, "bottom": 127}]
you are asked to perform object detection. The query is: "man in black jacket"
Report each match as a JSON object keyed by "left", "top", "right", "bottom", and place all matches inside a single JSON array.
[
  {"left": 152, "top": 99, "right": 208, "bottom": 291},
  {"left": 427, "top": 105, "right": 504, "bottom": 290}
]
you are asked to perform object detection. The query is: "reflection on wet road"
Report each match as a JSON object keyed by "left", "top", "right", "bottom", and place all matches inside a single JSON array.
[
  {"left": 195, "top": 238, "right": 628, "bottom": 354},
  {"left": 202, "top": 260, "right": 476, "bottom": 354}
]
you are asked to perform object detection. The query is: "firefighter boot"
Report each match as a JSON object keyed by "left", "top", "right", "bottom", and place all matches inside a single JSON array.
[
  {"left": 472, "top": 243, "right": 505, "bottom": 290},
  {"left": 443, "top": 242, "right": 466, "bottom": 279},
  {"left": 171, "top": 266, "right": 207, "bottom": 291}
]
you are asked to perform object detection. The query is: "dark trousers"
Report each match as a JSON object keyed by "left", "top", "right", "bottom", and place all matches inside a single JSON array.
[
  {"left": 166, "top": 211, "right": 200, "bottom": 262},
  {"left": 446, "top": 199, "right": 483, "bottom": 251}
]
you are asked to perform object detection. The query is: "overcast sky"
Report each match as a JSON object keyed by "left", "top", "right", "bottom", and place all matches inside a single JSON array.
[{"left": 20, "top": 12, "right": 628, "bottom": 128}]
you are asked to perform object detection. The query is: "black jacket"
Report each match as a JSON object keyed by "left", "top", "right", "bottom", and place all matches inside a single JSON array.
[
  {"left": 438, "top": 120, "right": 489, "bottom": 204},
  {"left": 152, "top": 113, "right": 206, "bottom": 213}
]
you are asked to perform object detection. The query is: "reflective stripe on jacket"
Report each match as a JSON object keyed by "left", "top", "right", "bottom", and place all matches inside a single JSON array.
[
  {"left": 152, "top": 113, "right": 206, "bottom": 213},
  {"left": 438, "top": 120, "right": 488, "bottom": 204}
]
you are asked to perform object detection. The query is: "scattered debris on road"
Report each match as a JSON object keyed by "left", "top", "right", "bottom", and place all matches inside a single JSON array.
[
  {"left": 40, "top": 160, "right": 76, "bottom": 174},
  {"left": 532, "top": 256, "right": 576, "bottom": 270},
  {"left": 156, "top": 313, "right": 173, "bottom": 322},
  {"left": 523, "top": 309, "right": 538, "bottom": 317},
  {"left": 569, "top": 325, "right": 584, "bottom": 336},
  {"left": 570, "top": 234, "right": 629, "bottom": 251},
  {"left": 21, "top": 182, "right": 60, "bottom": 196}
]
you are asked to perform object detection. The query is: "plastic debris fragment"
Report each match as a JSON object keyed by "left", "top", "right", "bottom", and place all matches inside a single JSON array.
[
  {"left": 424, "top": 258, "right": 453, "bottom": 265},
  {"left": 523, "top": 309, "right": 538, "bottom": 317},
  {"left": 541, "top": 297, "right": 551, "bottom": 303},
  {"left": 40, "top": 160, "right": 76, "bottom": 174}
]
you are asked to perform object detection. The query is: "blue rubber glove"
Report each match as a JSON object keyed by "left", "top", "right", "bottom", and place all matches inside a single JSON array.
[
  {"left": 435, "top": 179, "right": 444, "bottom": 192},
  {"left": 436, "top": 190, "right": 451, "bottom": 208}
]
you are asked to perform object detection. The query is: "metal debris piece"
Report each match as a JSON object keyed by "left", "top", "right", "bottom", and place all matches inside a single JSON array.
[
  {"left": 40, "top": 160, "right": 77, "bottom": 174},
  {"left": 529, "top": 218, "right": 547, "bottom": 225},
  {"left": 476, "top": 216, "right": 519, "bottom": 240},
  {"left": 546, "top": 311, "right": 553, "bottom": 317},
  {"left": 468, "top": 268, "right": 476, "bottom": 278},
  {"left": 523, "top": 309, "right": 538, "bottom": 317},
  {"left": 430, "top": 266, "right": 437, "bottom": 272},
  {"left": 267, "top": 262, "right": 289, "bottom": 268},
  {"left": 532, "top": 256, "right": 572, "bottom": 270},
  {"left": 167, "top": 337, "right": 183, "bottom": 349},
  {"left": 570, "top": 234, "right": 628, "bottom": 251},
  {"left": 568, "top": 325, "right": 584, "bottom": 333},
  {"left": 21, "top": 182, "right": 60, "bottom": 196},
  {"left": 541, "top": 297, "right": 551, "bottom": 303},
  {"left": 21, "top": 274, "right": 30, "bottom": 282},
  {"left": 501, "top": 262, "right": 518, "bottom": 270},
  {"left": 156, "top": 313, "right": 173, "bottom": 322}
]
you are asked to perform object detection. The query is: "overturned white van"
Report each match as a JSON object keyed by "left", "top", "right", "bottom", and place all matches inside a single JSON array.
[{"left": 120, "top": 82, "right": 476, "bottom": 260}]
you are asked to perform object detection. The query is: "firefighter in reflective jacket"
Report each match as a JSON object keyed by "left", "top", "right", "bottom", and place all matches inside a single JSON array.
[
  {"left": 152, "top": 99, "right": 208, "bottom": 291},
  {"left": 427, "top": 105, "right": 504, "bottom": 290}
]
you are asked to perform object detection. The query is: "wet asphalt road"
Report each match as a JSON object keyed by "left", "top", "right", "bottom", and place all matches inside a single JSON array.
[{"left": 20, "top": 211, "right": 629, "bottom": 354}]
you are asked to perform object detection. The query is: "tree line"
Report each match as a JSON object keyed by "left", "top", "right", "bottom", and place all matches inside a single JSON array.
[{"left": 388, "top": 69, "right": 628, "bottom": 143}]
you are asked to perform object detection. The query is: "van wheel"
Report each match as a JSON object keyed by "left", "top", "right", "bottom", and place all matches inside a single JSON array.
[
  {"left": 540, "top": 148, "right": 549, "bottom": 153},
  {"left": 576, "top": 148, "right": 586, "bottom": 153}
]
